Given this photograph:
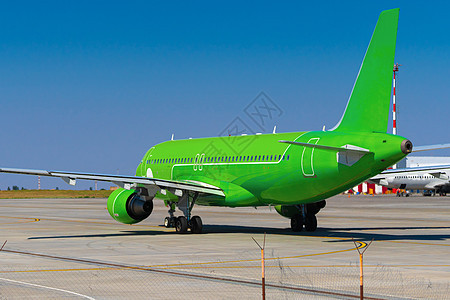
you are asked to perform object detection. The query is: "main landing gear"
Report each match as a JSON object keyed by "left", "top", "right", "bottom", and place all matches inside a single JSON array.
[
  {"left": 290, "top": 201, "right": 325, "bottom": 232},
  {"left": 163, "top": 192, "right": 203, "bottom": 234}
]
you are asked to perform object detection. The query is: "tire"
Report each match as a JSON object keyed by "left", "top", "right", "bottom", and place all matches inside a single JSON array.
[
  {"left": 191, "top": 216, "right": 203, "bottom": 234},
  {"left": 175, "top": 216, "right": 188, "bottom": 233},
  {"left": 307, "top": 203, "right": 320, "bottom": 215},
  {"left": 304, "top": 214, "right": 317, "bottom": 232},
  {"left": 164, "top": 217, "right": 171, "bottom": 228},
  {"left": 290, "top": 214, "right": 303, "bottom": 232},
  {"left": 316, "top": 200, "right": 326, "bottom": 209}
]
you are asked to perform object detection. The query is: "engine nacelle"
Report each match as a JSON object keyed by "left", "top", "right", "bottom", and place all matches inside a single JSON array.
[
  {"left": 107, "top": 188, "right": 153, "bottom": 224},
  {"left": 274, "top": 205, "right": 299, "bottom": 218}
]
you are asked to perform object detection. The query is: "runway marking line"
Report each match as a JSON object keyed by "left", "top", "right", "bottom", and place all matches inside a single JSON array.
[
  {"left": 143, "top": 240, "right": 367, "bottom": 268},
  {"left": 375, "top": 240, "right": 450, "bottom": 247},
  {"left": 0, "top": 248, "right": 379, "bottom": 300},
  {"left": 157, "top": 264, "right": 450, "bottom": 269},
  {"left": 299, "top": 233, "right": 450, "bottom": 247},
  {"left": 0, "top": 277, "right": 95, "bottom": 299},
  {"left": 0, "top": 215, "right": 164, "bottom": 228},
  {"left": 1, "top": 264, "right": 449, "bottom": 274},
  {"left": 0, "top": 215, "right": 40, "bottom": 224},
  {"left": 0, "top": 267, "right": 116, "bottom": 273},
  {"left": 3, "top": 214, "right": 447, "bottom": 249}
]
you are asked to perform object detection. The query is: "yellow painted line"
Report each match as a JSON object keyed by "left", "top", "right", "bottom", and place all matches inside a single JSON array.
[
  {"left": 377, "top": 240, "right": 450, "bottom": 247},
  {"left": 7, "top": 216, "right": 164, "bottom": 228},
  {"left": 0, "top": 216, "right": 40, "bottom": 224},
  {"left": 0, "top": 227, "right": 68, "bottom": 230},
  {"left": 5, "top": 214, "right": 447, "bottom": 248},
  {"left": 157, "top": 264, "right": 450, "bottom": 269},
  {"left": 300, "top": 234, "right": 450, "bottom": 247},
  {"left": 0, "top": 221, "right": 39, "bottom": 225},
  {"left": 145, "top": 240, "right": 367, "bottom": 268},
  {"left": 0, "top": 267, "right": 119, "bottom": 273},
  {"left": 2, "top": 263, "right": 448, "bottom": 274},
  {"left": 0, "top": 205, "right": 100, "bottom": 210}
]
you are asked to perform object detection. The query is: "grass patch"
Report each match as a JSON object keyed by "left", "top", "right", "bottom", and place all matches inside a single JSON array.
[{"left": 0, "top": 189, "right": 113, "bottom": 199}]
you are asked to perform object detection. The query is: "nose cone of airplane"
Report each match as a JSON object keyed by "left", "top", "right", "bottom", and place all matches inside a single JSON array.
[{"left": 401, "top": 139, "right": 413, "bottom": 154}]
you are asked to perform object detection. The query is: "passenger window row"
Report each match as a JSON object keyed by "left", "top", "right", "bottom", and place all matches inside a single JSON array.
[
  {"left": 395, "top": 175, "right": 432, "bottom": 179},
  {"left": 146, "top": 154, "right": 290, "bottom": 165}
]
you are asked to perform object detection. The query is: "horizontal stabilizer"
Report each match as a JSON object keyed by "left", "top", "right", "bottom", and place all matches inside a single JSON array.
[
  {"left": 412, "top": 143, "right": 450, "bottom": 153},
  {"left": 279, "top": 141, "right": 373, "bottom": 154},
  {"left": 279, "top": 140, "right": 372, "bottom": 154}
]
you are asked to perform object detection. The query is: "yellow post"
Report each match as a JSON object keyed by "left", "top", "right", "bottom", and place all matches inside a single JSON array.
[
  {"left": 261, "top": 248, "right": 265, "bottom": 300},
  {"left": 252, "top": 233, "right": 266, "bottom": 300},
  {"left": 359, "top": 253, "right": 363, "bottom": 300},
  {"left": 353, "top": 238, "right": 373, "bottom": 300}
]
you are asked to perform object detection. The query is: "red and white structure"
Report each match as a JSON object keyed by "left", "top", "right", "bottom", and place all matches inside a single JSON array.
[
  {"left": 392, "top": 63, "right": 400, "bottom": 169},
  {"left": 352, "top": 182, "right": 387, "bottom": 195},
  {"left": 350, "top": 63, "right": 401, "bottom": 194},
  {"left": 392, "top": 63, "right": 400, "bottom": 136}
]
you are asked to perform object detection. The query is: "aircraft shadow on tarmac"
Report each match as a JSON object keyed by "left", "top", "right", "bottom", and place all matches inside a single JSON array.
[{"left": 28, "top": 225, "right": 450, "bottom": 242}]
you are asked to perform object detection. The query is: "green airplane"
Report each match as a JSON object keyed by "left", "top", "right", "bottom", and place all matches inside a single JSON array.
[{"left": 0, "top": 8, "right": 415, "bottom": 234}]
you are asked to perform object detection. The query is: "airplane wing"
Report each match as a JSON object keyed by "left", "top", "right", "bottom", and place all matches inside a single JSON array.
[
  {"left": 412, "top": 143, "right": 450, "bottom": 152},
  {"left": 429, "top": 171, "right": 449, "bottom": 180},
  {"left": 0, "top": 167, "right": 225, "bottom": 197},
  {"left": 380, "top": 165, "right": 450, "bottom": 174}
]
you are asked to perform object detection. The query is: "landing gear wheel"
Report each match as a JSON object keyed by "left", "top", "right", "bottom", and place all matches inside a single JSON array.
[
  {"left": 304, "top": 214, "right": 317, "bottom": 232},
  {"left": 175, "top": 216, "right": 188, "bottom": 233},
  {"left": 164, "top": 217, "right": 171, "bottom": 228},
  {"left": 191, "top": 216, "right": 203, "bottom": 234},
  {"left": 290, "top": 214, "right": 303, "bottom": 232},
  {"left": 316, "top": 200, "right": 326, "bottom": 209}
]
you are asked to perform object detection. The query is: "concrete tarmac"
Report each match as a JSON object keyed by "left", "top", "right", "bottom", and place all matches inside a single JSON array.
[{"left": 0, "top": 194, "right": 448, "bottom": 299}]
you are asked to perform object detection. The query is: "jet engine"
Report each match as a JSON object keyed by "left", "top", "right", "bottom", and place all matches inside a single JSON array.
[{"left": 107, "top": 188, "right": 153, "bottom": 224}]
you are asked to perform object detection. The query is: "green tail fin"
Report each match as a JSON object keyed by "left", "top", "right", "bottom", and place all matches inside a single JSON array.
[{"left": 333, "top": 8, "right": 399, "bottom": 133}]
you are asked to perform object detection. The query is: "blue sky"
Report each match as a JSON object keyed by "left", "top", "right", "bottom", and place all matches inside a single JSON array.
[{"left": 0, "top": 1, "right": 449, "bottom": 190}]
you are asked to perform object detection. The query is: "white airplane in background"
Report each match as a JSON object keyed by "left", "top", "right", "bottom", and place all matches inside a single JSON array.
[{"left": 370, "top": 165, "right": 450, "bottom": 196}]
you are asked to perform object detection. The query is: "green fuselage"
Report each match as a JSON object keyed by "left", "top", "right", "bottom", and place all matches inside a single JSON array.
[
  {"left": 135, "top": 130, "right": 408, "bottom": 207},
  {"left": 132, "top": 8, "right": 404, "bottom": 210}
]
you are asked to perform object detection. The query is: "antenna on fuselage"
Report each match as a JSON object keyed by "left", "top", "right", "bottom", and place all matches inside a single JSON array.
[
  {"left": 171, "top": 133, "right": 174, "bottom": 141},
  {"left": 272, "top": 126, "right": 277, "bottom": 134}
]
